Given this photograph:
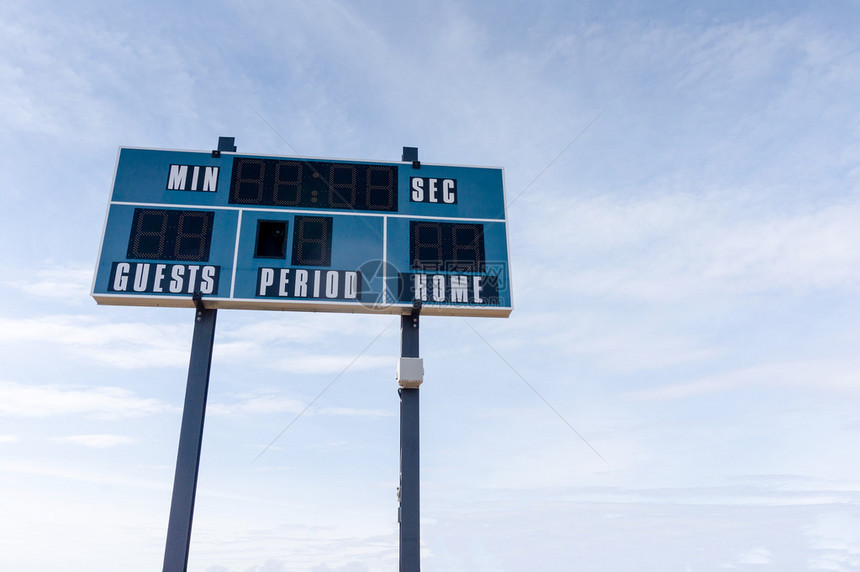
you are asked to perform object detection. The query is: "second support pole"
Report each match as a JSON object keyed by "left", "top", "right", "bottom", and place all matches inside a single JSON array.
[{"left": 399, "top": 306, "right": 421, "bottom": 572}]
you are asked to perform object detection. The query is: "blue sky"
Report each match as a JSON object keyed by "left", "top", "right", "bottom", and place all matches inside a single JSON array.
[{"left": 2, "top": 1, "right": 860, "bottom": 570}]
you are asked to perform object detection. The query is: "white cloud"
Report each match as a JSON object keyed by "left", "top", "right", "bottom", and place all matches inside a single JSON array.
[
  {"left": 209, "top": 393, "right": 304, "bottom": 417},
  {"left": 0, "top": 314, "right": 190, "bottom": 369},
  {"left": 736, "top": 546, "right": 772, "bottom": 565},
  {"left": 484, "top": 312, "right": 721, "bottom": 373},
  {"left": 314, "top": 407, "right": 390, "bottom": 418},
  {"left": 0, "top": 435, "right": 18, "bottom": 443},
  {"left": 3, "top": 264, "right": 93, "bottom": 303},
  {"left": 0, "top": 459, "right": 168, "bottom": 491},
  {"left": 222, "top": 314, "right": 396, "bottom": 346},
  {"left": 627, "top": 359, "right": 860, "bottom": 401},
  {"left": 50, "top": 434, "right": 138, "bottom": 448},
  {"left": 214, "top": 315, "right": 396, "bottom": 372},
  {"left": 804, "top": 512, "right": 860, "bottom": 570},
  {"left": 270, "top": 354, "right": 390, "bottom": 375},
  {"left": 518, "top": 189, "right": 860, "bottom": 303},
  {"left": 0, "top": 2, "right": 223, "bottom": 148},
  {"left": 416, "top": 489, "right": 860, "bottom": 572},
  {"left": 0, "top": 309, "right": 396, "bottom": 372},
  {"left": 0, "top": 381, "right": 170, "bottom": 418},
  {"left": 208, "top": 392, "right": 390, "bottom": 419},
  {"left": 673, "top": 17, "right": 807, "bottom": 90}
]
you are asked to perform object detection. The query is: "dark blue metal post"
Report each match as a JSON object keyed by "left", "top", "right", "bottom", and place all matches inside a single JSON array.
[
  {"left": 162, "top": 137, "right": 234, "bottom": 572},
  {"left": 162, "top": 298, "right": 216, "bottom": 571},
  {"left": 400, "top": 309, "right": 420, "bottom": 572},
  {"left": 399, "top": 145, "right": 422, "bottom": 571}
]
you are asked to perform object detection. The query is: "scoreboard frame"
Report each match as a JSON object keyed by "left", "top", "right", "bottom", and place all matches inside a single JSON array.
[{"left": 92, "top": 146, "right": 513, "bottom": 317}]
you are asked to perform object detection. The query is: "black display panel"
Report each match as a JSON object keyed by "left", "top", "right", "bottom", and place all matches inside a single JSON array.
[
  {"left": 409, "top": 221, "right": 485, "bottom": 272},
  {"left": 229, "top": 157, "right": 398, "bottom": 212},
  {"left": 255, "top": 220, "right": 288, "bottom": 258},
  {"left": 292, "top": 216, "right": 333, "bottom": 267},
  {"left": 126, "top": 208, "right": 214, "bottom": 261}
]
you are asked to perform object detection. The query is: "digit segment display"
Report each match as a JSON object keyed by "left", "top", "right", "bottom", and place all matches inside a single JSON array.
[
  {"left": 93, "top": 147, "right": 512, "bottom": 317},
  {"left": 410, "top": 221, "right": 485, "bottom": 272},
  {"left": 229, "top": 157, "right": 398, "bottom": 212},
  {"left": 127, "top": 208, "right": 214, "bottom": 261},
  {"left": 292, "top": 216, "right": 333, "bottom": 266}
]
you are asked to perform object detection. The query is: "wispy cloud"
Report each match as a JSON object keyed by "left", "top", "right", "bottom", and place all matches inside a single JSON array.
[
  {"left": 2, "top": 264, "right": 93, "bottom": 304},
  {"left": 0, "top": 381, "right": 170, "bottom": 418},
  {"left": 270, "top": 354, "right": 390, "bottom": 374},
  {"left": 50, "top": 434, "right": 138, "bottom": 448},
  {"left": 216, "top": 315, "right": 396, "bottom": 374},
  {"left": 803, "top": 512, "right": 860, "bottom": 570},
  {"left": 0, "top": 309, "right": 397, "bottom": 372},
  {"left": 519, "top": 190, "right": 860, "bottom": 303},
  {"left": 208, "top": 392, "right": 391, "bottom": 419},
  {"left": 0, "top": 315, "right": 191, "bottom": 369},
  {"left": 314, "top": 407, "right": 390, "bottom": 418},
  {"left": 627, "top": 359, "right": 860, "bottom": 401},
  {"left": 208, "top": 393, "right": 304, "bottom": 417},
  {"left": 736, "top": 546, "right": 772, "bottom": 565}
]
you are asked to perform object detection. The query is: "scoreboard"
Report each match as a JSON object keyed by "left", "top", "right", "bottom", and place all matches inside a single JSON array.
[{"left": 92, "top": 147, "right": 512, "bottom": 317}]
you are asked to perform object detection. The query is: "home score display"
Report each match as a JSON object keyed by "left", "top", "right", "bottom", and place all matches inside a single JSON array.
[{"left": 92, "top": 147, "right": 512, "bottom": 317}]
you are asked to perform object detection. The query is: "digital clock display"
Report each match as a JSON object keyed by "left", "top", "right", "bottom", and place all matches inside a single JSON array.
[
  {"left": 94, "top": 147, "right": 512, "bottom": 317},
  {"left": 229, "top": 157, "right": 398, "bottom": 212}
]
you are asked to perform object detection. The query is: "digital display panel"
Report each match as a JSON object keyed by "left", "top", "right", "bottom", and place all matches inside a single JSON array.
[
  {"left": 291, "top": 216, "right": 333, "bottom": 267},
  {"left": 127, "top": 208, "right": 214, "bottom": 262},
  {"left": 229, "top": 158, "right": 397, "bottom": 212},
  {"left": 93, "top": 147, "right": 512, "bottom": 317},
  {"left": 410, "top": 221, "right": 485, "bottom": 272}
]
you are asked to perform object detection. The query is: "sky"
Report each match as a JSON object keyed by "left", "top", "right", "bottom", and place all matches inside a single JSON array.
[{"left": 2, "top": 0, "right": 860, "bottom": 570}]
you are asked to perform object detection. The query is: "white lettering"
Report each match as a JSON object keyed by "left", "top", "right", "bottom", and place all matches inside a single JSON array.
[
  {"left": 450, "top": 276, "right": 468, "bottom": 302},
  {"left": 170, "top": 265, "right": 185, "bottom": 293},
  {"left": 344, "top": 272, "right": 358, "bottom": 299},
  {"left": 133, "top": 264, "right": 150, "bottom": 292},
  {"left": 294, "top": 269, "right": 308, "bottom": 297},
  {"left": 110, "top": 264, "right": 220, "bottom": 295},
  {"left": 313, "top": 270, "right": 321, "bottom": 297},
  {"left": 200, "top": 266, "right": 216, "bottom": 294},
  {"left": 203, "top": 167, "right": 219, "bottom": 192},
  {"left": 279, "top": 269, "right": 291, "bottom": 296},
  {"left": 259, "top": 268, "right": 274, "bottom": 295},
  {"left": 432, "top": 275, "right": 445, "bottom": 301},
  {"left": 411, "top": 178, "right": 424, "bottom": 202},
  {"left": 442, "top": 179, "right": 455, "bottom": 203},
  {"left": 113, "top": 263, "right": 130, "bottom": 291},
  {"left": 413, "top": 274, "right": 427, "bottom": 301},
  {"left": 472, "top": 276, "right": 483, "bottom": 303},
  {"left": 152, "top": 264, "right": 167, "bottom": 293},
  {"left": 325, "top": 271, "right": 339, "bottom": 298},
  {"left": 167, "top": 165, "right": 188, "bottom": 190},
  {"left": 191, "top": 166, "right": 200, "bottom": 191},
  {"left": 186, "top": 266, "right": 199, "bottom": 293},
  {"left": 428, "top": 178, "right": 438, "bottom": 203}
]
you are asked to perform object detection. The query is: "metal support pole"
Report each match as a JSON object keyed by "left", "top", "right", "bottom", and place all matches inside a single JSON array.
[
  {"left": 162, "top": 297, "right": 217, "bottom": 572},
  {"left": 162, "top": 137, "right": 233, "bottom": 572},
  {"left": 399, "top": 304, "right": 421, "bottom": 572}
]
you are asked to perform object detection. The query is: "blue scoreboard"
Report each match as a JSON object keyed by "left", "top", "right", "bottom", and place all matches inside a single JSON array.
[{"left": 92, "top": 147, "right": 512, "bottom": 317}]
